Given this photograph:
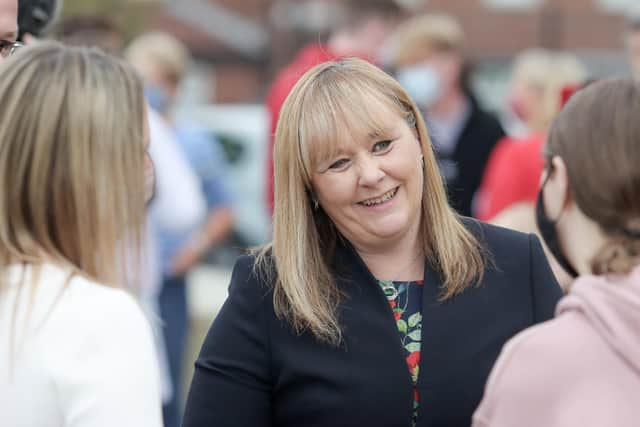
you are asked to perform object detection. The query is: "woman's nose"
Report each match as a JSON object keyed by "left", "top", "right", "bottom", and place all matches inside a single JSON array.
[{"left": 356, "top": 156, "right": 385, "bottom": 187}]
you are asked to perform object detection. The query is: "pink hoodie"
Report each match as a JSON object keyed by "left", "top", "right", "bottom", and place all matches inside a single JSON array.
[{"left": 473, "top": 266, "right": 640, "bottom": 427}]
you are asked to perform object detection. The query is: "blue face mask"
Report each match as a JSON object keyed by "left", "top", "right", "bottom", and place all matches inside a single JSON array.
[
  {"left": 396, "top": 63, "right": 442, "bottom": 109},
  {"left": 145, "top": 85, "right": 171, "bottom": 114}
]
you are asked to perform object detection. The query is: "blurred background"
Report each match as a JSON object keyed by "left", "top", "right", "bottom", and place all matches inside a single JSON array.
[
  {"left": 53, "top": 0, "right": 640, "bottom": 418},
  {"left": 57, "top": 0, "right": 640, "bottom": 248}
]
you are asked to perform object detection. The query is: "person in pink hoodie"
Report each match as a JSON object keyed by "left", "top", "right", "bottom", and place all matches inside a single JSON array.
[{"left": 473, "top": 78, "right": 640, "bottom": 427}]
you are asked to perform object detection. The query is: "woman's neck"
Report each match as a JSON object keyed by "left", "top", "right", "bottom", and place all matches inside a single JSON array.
[
  {"left": 562, "top": 205, "right": 607, "bottom": 276},
  {"left": 354, "top": 232, "right": 425, "bottom": 282}
]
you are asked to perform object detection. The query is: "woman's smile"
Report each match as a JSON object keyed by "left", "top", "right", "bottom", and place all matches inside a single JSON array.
[{"left": 357, "top": 186, "right": 400, "bottom": 209}]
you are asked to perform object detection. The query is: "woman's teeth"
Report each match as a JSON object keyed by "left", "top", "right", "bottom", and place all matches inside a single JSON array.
[{"left": 360, "top": 187, "right": 398, "bottom": 206}]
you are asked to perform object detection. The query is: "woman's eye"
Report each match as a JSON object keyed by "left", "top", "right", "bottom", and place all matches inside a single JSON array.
[
  {"left": 328, "top": 158, "right": 350, "bottom": 170},
  {"left": 372, "top": 140, "right": 392, "bottom": 153}
]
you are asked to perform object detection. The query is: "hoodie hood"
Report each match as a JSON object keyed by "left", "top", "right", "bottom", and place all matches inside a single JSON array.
[{"left": 557, "top": 266, "right": 640, "bottom": 376}]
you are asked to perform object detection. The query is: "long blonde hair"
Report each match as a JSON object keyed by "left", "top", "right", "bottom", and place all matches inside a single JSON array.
[
  {"left": 258, "top": 58, "right": 485, "bottom": 344},
  {"left": 0, "top": 42, "right": 147, "bottom": 289}
]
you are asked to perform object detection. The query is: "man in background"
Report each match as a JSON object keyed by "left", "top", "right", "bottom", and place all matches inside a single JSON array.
[
  {"left": 265, "top": 0, "right": 402, "bottom": 217},
  {"left": 56, "top": 14, "right": 122, "bottom": 56}
]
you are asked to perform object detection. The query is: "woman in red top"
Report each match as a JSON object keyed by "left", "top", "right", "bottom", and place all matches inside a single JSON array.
[{"left": 476, "top": 49, "right": 585, "bottom": 225}]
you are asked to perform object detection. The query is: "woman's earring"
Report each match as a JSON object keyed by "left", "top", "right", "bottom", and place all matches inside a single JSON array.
[{"left": 312, "top": 198, "right": 319, "bottom": 210}]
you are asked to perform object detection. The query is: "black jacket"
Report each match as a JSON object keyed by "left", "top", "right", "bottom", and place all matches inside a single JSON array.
[
  {"left": 429, "top": 99, "right": 505, "bottom": 217},
  {"left": 183, "top": 221, "right": 562, "bottom": 427}
]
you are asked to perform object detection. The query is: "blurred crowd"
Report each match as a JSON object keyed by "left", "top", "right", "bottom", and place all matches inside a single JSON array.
[{"left": 2, "top": 0, "right": 640, "bottom": 426}]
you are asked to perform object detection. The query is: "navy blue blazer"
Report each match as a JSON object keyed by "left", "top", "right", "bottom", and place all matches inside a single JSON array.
[{"left": 183, "top": 221, "right": 562, "bottom": 427}]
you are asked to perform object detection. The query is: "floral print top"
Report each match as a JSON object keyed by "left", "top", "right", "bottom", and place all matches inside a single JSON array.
[{"left": 377, "top": 279, "right": 424, "bottom": 427}]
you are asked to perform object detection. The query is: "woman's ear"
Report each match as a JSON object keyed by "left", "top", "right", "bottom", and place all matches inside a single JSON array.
[{"left": 544, "top": 156, "right": 571, "bottom": 220}]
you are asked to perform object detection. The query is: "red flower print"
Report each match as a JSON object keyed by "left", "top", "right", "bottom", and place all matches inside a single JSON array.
[
  {"left": 414, "top": 388, "right": 420, "bottom": 402},
  {"left": 389, "top": 300, "right": 397, "bottom": 309},
  {"left": 406, "top": 351, "right": 420, "bottom": 372},
  {"left": 394, "top": 310, "right": 402, "bottom": 321}
]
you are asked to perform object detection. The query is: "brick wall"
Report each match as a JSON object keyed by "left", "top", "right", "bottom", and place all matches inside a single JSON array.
[{"left": 155, "top": 0, "right": 631, "bottom": 102}]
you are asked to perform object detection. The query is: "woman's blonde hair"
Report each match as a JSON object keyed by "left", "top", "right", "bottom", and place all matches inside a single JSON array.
[
  {"left": 512, "top": 48, "right": 586, "bottom": 131},
  {"left": 547, "top": 78, "right": 640, "bottom": 276},
  {"left": 389, "top": 13, "right": 465, "bottom": 68},
  {"left": 0, "top": 42, "right": 147, "bottom": 289},
  {"left": 124, "top": 31, "right": 190, "bottom": 85},
  {"left": 258, "top": 58, "right": 486, "bottom": 344}
]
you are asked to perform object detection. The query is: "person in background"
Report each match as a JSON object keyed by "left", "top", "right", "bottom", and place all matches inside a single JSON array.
[
  {"left": 476, "top": 49, "right": 586, "bottom": 224},
  {"left": 0, "top": 42, "right": 162, "bottom": 427},
  {"left": 265, "top": 0, "right": 401, "bottom": 217},
  {"left": 126, "top": 31, "right": 234, "bottom": 427},
  {"left": 390, "top": 13, "right": 504, "bottom": 217},
  {"left": 56, "top": 14, "right": 123, "bottom": 56},
  {"left": 475, "top": 50, "right": 585, "bottom": 290},
  {"left": 473, "top": 78, "right": 640, "bottom": 427},
  {"left": 183, "top": 58, "right": 562, "bottom": 427},
  {"left": 0, "top": 0, "right": 18, "bottom": 62}
]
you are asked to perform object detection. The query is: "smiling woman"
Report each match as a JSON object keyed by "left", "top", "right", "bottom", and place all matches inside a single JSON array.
[{"left": 183, "top": 58, "right": 563, "bottom": 427}]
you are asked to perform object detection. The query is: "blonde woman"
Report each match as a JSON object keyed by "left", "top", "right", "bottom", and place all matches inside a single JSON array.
[
  {"left": 476, "top": 49, "right": 586, "bottom": 222},
  {"left": 183, "top": 58, "right": 562, "bottom": 427},
  {"left": 474, "top": 78, "right": 640, "bottom": 426},
  {"left": 0, "top": 43, "right": 162, "bottom": 426}
]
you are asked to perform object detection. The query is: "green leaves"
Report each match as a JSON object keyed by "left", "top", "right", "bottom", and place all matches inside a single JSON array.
[
  {"left": 405, "top": 342, "right": 420, "bottom": 353},
  {"left": 397, "top": 319, "right": 408, "bottom": 334},
  {"left": 408, "top": 313, "right": 422, "bottom": 328},
  {"left": 407, "top": 329, "right": 422, "bottom": 341}
]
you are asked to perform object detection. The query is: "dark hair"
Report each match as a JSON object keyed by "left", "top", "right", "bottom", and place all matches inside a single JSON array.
[
  {"left": 338, "top": 0, "right": 402, "bottom": 30},
  {"left": 55, "top": 15, "right": 122, "bottom": 55},
  {"left": 547, "top": 78, "right": 640, "bottom": 275},
  {"left": 17, "top": 0, "right": 61, "bottom": 39}
]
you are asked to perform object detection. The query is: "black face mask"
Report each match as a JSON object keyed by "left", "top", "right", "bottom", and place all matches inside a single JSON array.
[{"left": 535, "top": 177, "right": 579, "bottom": 279}]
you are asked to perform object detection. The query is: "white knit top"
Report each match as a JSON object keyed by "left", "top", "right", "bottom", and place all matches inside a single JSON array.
[{"left": 0, "top": 263, "right": 163, "bottom": 427}]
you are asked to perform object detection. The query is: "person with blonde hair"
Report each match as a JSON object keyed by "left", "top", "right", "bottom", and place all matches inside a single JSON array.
[
  {"left": 476, "top": 48, "right": 587, "bottom": 223},
  {"left": 475, "top": 49, "right": 586, "bottom": 289},
  {"left": 0, "top": 42, "right": 162, "bottom": 426},
  {"left": 390, "top": 13, "right": 505, "bottom": 218},
  {"left": 183, "top": 58, "right": 561, "bottom": 427},
  {"left": 126, "top": 30, "right": 235, "bottom": 427},
  {"left": 474, "top": 78, "right": 640, "bottom": 427}
]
